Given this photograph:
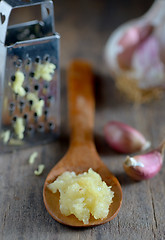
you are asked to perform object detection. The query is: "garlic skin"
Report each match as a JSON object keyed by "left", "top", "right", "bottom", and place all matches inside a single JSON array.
[
  {"left": 124, "top": 148, "right": 163, "bottom": 181},
  {"left": 104, "top": 121, "right": 150, "bottom": 154}
]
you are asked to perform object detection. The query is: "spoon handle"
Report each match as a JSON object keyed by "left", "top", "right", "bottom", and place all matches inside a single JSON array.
[{"left": 67, "top": 60, "right": 95, "bottom": 145}]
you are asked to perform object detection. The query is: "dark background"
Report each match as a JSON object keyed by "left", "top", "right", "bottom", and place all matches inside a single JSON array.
[
  {"left": 9, "top": 0, "right": 154, "bottom": 72},
  {"left": 54, "top": 0, "right": 154, "bottom": 71}
]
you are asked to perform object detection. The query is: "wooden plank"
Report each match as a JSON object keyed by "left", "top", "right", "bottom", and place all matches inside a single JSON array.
[
  {"left": 1, "top": 71, "right": 165, "bottom": 240},
  {"left": 2, "top": 0, "right": 165, "bottom": 239}
]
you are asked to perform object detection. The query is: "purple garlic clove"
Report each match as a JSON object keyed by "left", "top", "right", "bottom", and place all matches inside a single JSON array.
[
  {"left": 104, "top": 121, "right": 150, "bottom": 154},
  {"left": 123, "top": 143, "right": 164, "bottom": 181}
]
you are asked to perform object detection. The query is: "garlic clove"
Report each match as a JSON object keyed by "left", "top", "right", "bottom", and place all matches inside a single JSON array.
[
  {"left": 117, "top": 24, "right": 153, "bottom": 69},
  {"left": 123, "top": 144, "right": 164, "bottom": 181},
  {"left": 104, "top": 121, "right": 150, "bottom": 154}
]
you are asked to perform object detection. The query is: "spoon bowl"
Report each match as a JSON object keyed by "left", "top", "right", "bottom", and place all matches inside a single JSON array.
[{"left": 43, "top": 60, "right": 122, "bottom": 227}]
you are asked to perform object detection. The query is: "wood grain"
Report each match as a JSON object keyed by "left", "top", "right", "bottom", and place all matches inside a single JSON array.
[
  {"left": 1, "top": 70, "right": 165, "bottom": 239},
  {"left": 2, "top": 0, "right": 165, "bottom": 239}
]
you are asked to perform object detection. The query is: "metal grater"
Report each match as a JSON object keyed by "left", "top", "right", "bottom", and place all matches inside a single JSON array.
[{"left": 0, "top": 0, "right": 60, "bottom": 152}]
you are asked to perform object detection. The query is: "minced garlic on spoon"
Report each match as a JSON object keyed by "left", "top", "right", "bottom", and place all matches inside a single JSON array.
[{"left": 47, "top": 168, "right": 114, "bottom": 224}]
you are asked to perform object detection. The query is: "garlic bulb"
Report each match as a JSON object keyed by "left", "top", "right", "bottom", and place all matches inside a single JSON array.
[{"left": 104, "top": 0, "right": 165, "bottom": 101}]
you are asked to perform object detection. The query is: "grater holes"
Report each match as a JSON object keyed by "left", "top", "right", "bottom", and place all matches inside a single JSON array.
[
  {"left": 44, "top": 109, "right": 48, "bottom": 116},
  {"left": 23, "top": 115, "right": 28, "bottom": 127},
  {"left": 26, "top": 58, "right": 32, "bottom": 65},
  {"left": 46, "top": 8, "right": 50, "bottom": 16},
  {"left": 25, "top": 57, "right": 32, "bottom": 69},
  {"left": 48, "top": 95, "right": 52, "bottom": 100},
  {"left": 34, "top": 112, "right": 38, "bottom": 123},
  {"left": 0, "top": 12, "right": 6, "bottom": 25},
  {"left": 43, "top": 83, "right": 49, "bottom": 95},
  {"left": 24, "top": 86, "right": 29, "bottom": 93},
  {"left": 35, "top": 56, "right": 41, "bottom": 63},
  {"left": 15, "top": 59, "right": 22, "bottom": 68},
  {"left": 39, "top": 97, "right": 44, "bottom": 101},
  {"left": 14, "top": 93, "right": 18, "bottom": 100},
  {"left": 29, "top": 100, "right": 33, "bottom": 110},
  {"left": 5, "top": 52, "right": 58, "bottom": 143},
  {"left": 19, "top": 100, "right": 25, "bottom": 113},
  {"left": 44, "top": 83, "right": 49, "bottom": 89},
  {"left": 44, "top": 108, "right": 49, "bottom": 121},
  {"left": 12, "top": 116, "right": 17, "bottom": 123},
  {"left": 38, "top": 123, "right": 44, "bottom": 132},
  {"left": 44, "top": 54, "right": 50, "bottom": 62},
  {"left": 27, "top": 125, "right": 34, "bottom": 135},
  {"left": 48, "top": 122, "right": 55, "bottom": 131},
  {"left": 9, "top": 102, "right": 15, "bottom": 115},
  {"left": 11, "top": 75, "right": 15, "bottom": 82},
  {"left": 29, "top": 72, "right": 35, "bottom": 78},
  {"left": 48, "top": 95, "right": 53, "bottom": 103},
  {"left": 19, "top": 100, "right": 25, "bottom": 107},
  {"left": 29, "top": 100, "right": 33, "bottom": 105},
  {"left": 34, "top": 84, "right": 39, "bottom": 91},
  {"left": 9, "top": 102, "right": 15, "bottom": 110},
  {"left": 23, "top": 113, "right": 28, "bottom": 122}
]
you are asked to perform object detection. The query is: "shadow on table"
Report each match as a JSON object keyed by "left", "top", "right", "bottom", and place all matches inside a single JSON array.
[
  {"left": 94, "top": 133, "right": 119, "bottom": 157},
  {"left": 94, "top": 73, "right": 129, "bottom": 110},
  {"left": 113, "top": 171, "right": 138, "bottom": 186}
]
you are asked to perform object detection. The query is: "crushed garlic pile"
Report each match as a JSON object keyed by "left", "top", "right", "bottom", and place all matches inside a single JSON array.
[{"left": 47, "top": 168, "right": 114, "bottom": 224}]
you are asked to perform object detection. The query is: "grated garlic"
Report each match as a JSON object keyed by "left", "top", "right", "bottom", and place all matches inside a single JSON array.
[
  {"left": 34, "top": 164, "right": 45, "bottom": 176},
  {"left": 0, "top": 130, "right": 10, "bottom": 143},
  {"left": 13, "top": 117, "right": 25, "bottom": 140},
  {"left": 34, "top": 62, "right": 56, "bottom": 81},
  {"left": 11, "top": 70, "right": 26, "bottom": 97},
  {"left": 9, "top": 138, "right": 23, "bottom": 145},
  {"left": 47, "top": 168, "right": 114, "bottom": 224},
  {"left": 26, "top": 92, "right": 44, "bottom": 117},
  {"left": 29, "top": 152, "right": 38, "bottom": 165}
]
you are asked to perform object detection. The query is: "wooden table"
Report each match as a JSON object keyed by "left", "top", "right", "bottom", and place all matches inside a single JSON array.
[{"left": 2, "top": 0, "right": 165, "bottom": 239}]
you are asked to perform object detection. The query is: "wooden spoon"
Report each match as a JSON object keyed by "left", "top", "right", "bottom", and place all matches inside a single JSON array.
[{"left": 43, "top": 60, "right": 122, "bottom": 227}]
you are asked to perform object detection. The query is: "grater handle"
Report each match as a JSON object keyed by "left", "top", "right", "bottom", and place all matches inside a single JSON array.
[
  {"left": 1, "top": 1, "right": 54, "bottom": 8},
  {"left": 0, "top": 0, "right": 55, "bottom": 44}
]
